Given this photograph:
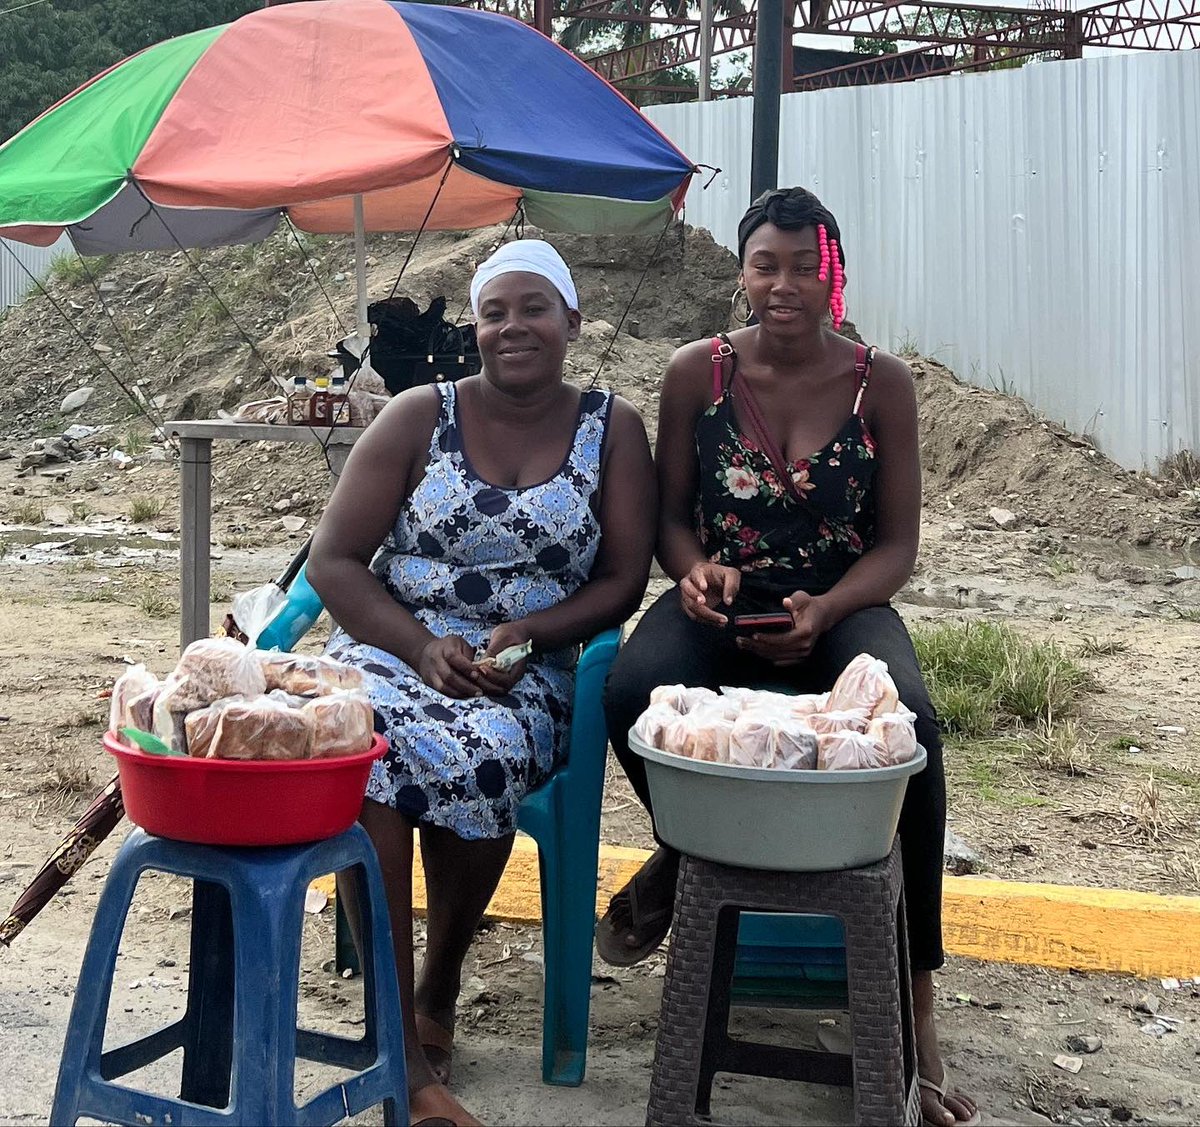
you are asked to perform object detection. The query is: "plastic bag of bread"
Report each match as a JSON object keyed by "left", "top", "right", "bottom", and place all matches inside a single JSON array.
[
  {"left": 632, "top": 702, "right": 680, "bottom": 750},
  {"left": 184, "top": 700, "right": 229, "bottom": 760},
  {"left": 662, "top": 711, "right": 711, "bottom": 759},
  {"left": 817, "top": 730, "right": 888, "bottom": 771},
  {"left": 771, "top": 722, "right": 818, "bottom": 770},
  {"left": 719, "top": 686, "right": 794, "bottom": 713},
  {"left": 256, "top": 651, "right": 364, "bottom": 696},
  {"left": 151, "top": 679, "right": 196, "bottom": 754},
  {"left": 787, "top": 693, "right": 829, "bottom": 717},
  {"left": 867, "top": 709, "right": 919, "bottom": 765},
  {"left": 807, "top": 708, "right": 871, "bottom": 735},
  {"left": 126, "top": 687, "right": 160, "bottom": 735},
  {"left": 203, "top": 695, "right": 313, "bottom": 761},
  {"left": 649, "top": 684, "right": 719, "bottom": 714},
  {"left": 303, "top": 690, "right": 374, "bottom": 758},
  {"left": 109, "top": 665, "right": 160, "bottom": 735},
  {"left": 728, "top": 713, "right": 773, "bottom": 767},
  {"left": 689, "top": 707, "right": 735, "bottom": 763},
  {"left": 168, "top": 637, "right": 267, "bottom": 711},
  {"left": 827, "top": 653, "right": 900, "bottom": 718}
]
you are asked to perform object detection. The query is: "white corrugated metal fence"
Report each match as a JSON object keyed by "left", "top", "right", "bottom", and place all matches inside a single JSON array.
[
  {"left": 647, "top": 50, "right": 1200, "bottom": 471},
  {"left": 1, "top": 235, "right": 71, "bottom": 311}
]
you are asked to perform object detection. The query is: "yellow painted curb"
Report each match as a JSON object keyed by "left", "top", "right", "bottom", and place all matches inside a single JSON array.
[{"left": 312, "top": 838, "right": 1200, "bottom": 979}]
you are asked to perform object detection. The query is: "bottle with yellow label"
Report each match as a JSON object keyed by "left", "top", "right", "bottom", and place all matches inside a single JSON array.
[{"left": 308, "top": 374, "right": 332, "bottom": 425}]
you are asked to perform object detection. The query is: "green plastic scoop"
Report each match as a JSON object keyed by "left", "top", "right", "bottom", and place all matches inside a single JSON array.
[{"left": 120, "top": 727, "right": 185, "bottom": 757}]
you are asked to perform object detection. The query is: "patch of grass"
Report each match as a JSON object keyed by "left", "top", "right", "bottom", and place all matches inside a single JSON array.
[
  {"left": 1148, "top": 765, "right": 1200, "bottom": 794},
  {"left": 913, "top": 620, "right": 1090, "bottom": 735},
  {"left": 138, "top": 587, "right": 177, "bottom": 619},
  {"left": 45, "top": 252, "right": 113, "bottom": 287},
  {"left": 209, "top": 574, "right": 235, "bottom": 603},
  {"left": 1077, "top": 634, "right": 1129, "bottom": 658},
  {"left": 218, "top": 531, "right": 271, "bottom": 549},
  {"left": 121, "top": 428, "right": 150, "bottom": 456},
  {"left": 894, "top": 331, "right": 920, "bottom": 359},
  {"left": 1028, "top": 718, "right": 1092, "bottom": 776},
  {"left": 1045, "top": 551, "right": 1077, "bottom": 579},
  {"left": 129, "top": 496, "right": 163, "bottom": 523},
  {"left": 1106, "top": 733, "right": 1141, "bottom": 752},
  {"left": 53, "top": 708, "right": 101, "bottom": 732},
  {"left": 10, "top": 499, "right": 45, "bottom": 524},
  {"left": 70, "top": 501, "right": 93, "bottom": 522},
  {"left": 1160, "top": 448, "right": 1200, "bottom": 489},
  {"left": 1171, "top": 604, "right": 1200, "bottom": 623}
]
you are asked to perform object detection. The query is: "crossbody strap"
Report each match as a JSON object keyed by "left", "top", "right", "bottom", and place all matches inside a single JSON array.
[{"left": 715, "top": 333, "right": 805, "bottom": 504}]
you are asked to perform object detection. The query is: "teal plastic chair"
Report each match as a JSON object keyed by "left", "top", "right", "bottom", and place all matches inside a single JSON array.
[{"left": 277, "top": 588, "right": 620, "bottom": 1088}]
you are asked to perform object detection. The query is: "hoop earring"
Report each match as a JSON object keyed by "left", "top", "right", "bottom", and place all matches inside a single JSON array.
[{"left": 730, "top": 286, "right": 751, "bottom": 325}]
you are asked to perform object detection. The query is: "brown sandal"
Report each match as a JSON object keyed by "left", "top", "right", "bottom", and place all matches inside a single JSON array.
[
  {"left": 415, "top": 1012, "right": 454, "bottom": 1086},
  {"left": 594, "top": 847, "right": 677, "bottom": 967}
]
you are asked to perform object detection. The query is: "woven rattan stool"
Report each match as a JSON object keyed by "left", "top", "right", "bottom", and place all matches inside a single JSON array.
[{"left": 646, "top": 841, "right": 919, "bottom": 1127}]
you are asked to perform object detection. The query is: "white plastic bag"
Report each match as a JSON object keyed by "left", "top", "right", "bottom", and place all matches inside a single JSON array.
[
  {"left": 827, "top": 653, "right": 901, "bottom": 717},
  {"left": 817, "top": 730, "right": 888, "bottom": 770}
]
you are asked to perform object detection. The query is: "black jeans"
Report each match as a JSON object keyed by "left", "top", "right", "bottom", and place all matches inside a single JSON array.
[{"left": 604, "top": 586, "right": 946, "bottom": 972}]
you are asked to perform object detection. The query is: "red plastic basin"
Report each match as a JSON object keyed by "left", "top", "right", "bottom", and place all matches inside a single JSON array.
[{"left": 104, "top": 731, "right": 387, "bottom": 847}]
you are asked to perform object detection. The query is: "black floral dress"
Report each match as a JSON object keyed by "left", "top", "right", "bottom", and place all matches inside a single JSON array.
[{"left": 695, "top": 343, "right": 877, "bottom": 602}]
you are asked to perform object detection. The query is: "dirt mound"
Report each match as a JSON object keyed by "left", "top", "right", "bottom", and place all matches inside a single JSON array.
[
  {"left": 914, "top": 357, "right": 1199, "bottom": 548},
  {"left": 1, "top": 224, "right": 1196, "bottom": 554}
]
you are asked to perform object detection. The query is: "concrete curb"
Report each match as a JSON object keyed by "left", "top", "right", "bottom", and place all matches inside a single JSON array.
[{"left": 313, "top": 836, "right": 1200, "bottom": 978}]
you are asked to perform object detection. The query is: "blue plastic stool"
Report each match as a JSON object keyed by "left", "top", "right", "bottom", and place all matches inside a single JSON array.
[
  {"left": 51, "top": 825, "right": 408, "bottom": 1127},
  {"left": 332, "top": 628, "right": 622, "bottom": 1087}
]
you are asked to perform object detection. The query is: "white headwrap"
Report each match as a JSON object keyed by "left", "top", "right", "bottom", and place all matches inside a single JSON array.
[{"left": 469, "top": 239, "right": 579, "bottom": 317}]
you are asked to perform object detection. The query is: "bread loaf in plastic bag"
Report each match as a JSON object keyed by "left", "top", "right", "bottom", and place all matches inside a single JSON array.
[
  {"left": 867, "top": 709, "right": 919, "bottom": 765},
  {"left": 168, "top": 638, "right": 268, "bottom": 712},
  {"left": 807, "top": 708, "right": 871, "bottom": 735},
  {"left": 256, "top": 652, "right": 364, "bottom": 697},
  {"left": 303, "top": 691, "right": 375, "bottom": 758},
  {"left": 827, "top": 653, "right": 900, "bottom": 717},
  {"left": 109, "top": 665, "right": 160, "bottom": 736},
  {"left": 817, "top": 730, "right": 888, "bottom": 770},
  {"left": 632, "top": 702, "right": 678, "bottom": 750},
  {"left": 650, "top": 684, "right": 720, "bottom": 714},
  {"left": 201, "top": 695, "right": 313, "bottom": 761}
]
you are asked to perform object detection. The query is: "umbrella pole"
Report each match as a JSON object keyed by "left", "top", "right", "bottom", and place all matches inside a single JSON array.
[{"left": 353, "top": 195, "right": 370, "bottom": 352}]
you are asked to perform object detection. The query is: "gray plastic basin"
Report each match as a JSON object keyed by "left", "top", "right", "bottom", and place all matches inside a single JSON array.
[{"left": 629, "top": 730, "right": 927, "bottom": 872}]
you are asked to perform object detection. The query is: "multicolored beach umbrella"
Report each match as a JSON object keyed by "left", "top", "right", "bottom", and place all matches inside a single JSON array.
[{"left": 0, "top": 0, "right": 695, "bottom": 254}]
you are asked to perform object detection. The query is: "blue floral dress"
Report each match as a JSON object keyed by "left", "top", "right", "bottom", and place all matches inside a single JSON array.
[{"left": 327, "top": 382, "right": 613, "bottom": 839}]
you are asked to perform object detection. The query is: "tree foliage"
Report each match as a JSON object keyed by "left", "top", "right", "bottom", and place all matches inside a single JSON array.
[{"left": 0, "top": 1, "right": 259, "bottom": 143}]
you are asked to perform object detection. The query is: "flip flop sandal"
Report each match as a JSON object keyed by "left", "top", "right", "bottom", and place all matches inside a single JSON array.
[
  {"left": 415, "top": 1012, "right": 454, "bottom": 1087},
  {"left": 594, "top": 872, "right": 673, "bottom": 968},
  {"left": 919, "top": 1071, "right": 982, "bottom": 1127}
]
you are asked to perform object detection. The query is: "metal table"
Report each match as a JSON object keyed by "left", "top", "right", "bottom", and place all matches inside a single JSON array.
[{"left": 167, "top": 420, "right": 365, "bottom": 650}]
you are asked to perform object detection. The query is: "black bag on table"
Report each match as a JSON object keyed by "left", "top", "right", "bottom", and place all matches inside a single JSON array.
[{"left": 333, "top": 296, "right": 481, "bottom": 396}]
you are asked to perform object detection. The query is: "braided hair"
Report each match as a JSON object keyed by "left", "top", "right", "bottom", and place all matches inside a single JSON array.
[{"left": 737, "top": 188, "right": 846, "bottom": 329}]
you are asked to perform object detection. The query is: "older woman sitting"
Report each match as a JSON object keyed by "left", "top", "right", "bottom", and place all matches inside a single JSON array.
[{"left": 309, "top": 240, "right": 655, "bottom": 1127}]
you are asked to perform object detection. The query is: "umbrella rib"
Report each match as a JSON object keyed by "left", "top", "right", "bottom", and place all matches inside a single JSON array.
[
  {"left": 588, "top": 209, "right": 676, "bottom": 390},
  {"left": 126, "top": 175, "right": 282, "bottom": 390},
  {"left": 71, "top": 242, "right": 180, "bottom": 456},
  {"left": 0, "top": 241, "right": 177, "bottom": 450}
]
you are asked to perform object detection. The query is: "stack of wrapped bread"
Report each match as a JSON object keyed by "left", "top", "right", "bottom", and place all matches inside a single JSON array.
[
  {"left": 108, "top": 637, "right": 374, "bottom": 761},
  {"left": 633, "top": 653, "right": 917, "bottom": 771}
]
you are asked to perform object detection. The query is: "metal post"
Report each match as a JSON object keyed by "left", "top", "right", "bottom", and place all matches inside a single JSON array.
[
  {"left": 699, "top": 0, "right": 713, "bottom": 102},
  {"left": 534, "top": 0, "right": 552, "bottom": 37},
  {"left": 179, "top": 436, "right": 211, "bottom": 650},
  {"left": 353, "top": 194, "right": 370, "bottom": 350},
  {"left": 751, "top": 0, "right": 784, "bottom": 200}
]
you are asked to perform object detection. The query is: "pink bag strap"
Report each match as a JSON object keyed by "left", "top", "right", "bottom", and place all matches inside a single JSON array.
[
  {"left": 851, "top": 343, "right": 877, "bottom": 415},
  {"left": 711, "top": 335, "right": 735, "bottom": 402}
]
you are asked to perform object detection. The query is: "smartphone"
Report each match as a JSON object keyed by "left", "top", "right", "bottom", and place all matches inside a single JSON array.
[{"left": 731, "top": 612, "right": 793, "bottom": 635}]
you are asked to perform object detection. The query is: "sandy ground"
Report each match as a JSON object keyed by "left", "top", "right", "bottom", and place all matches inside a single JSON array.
[
  {"left": 1, "top": 453, "right": 1199, "bottom": 1125},
  {"left": 2, "top": 225, "right": 1200, "bottom": 1124}
]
